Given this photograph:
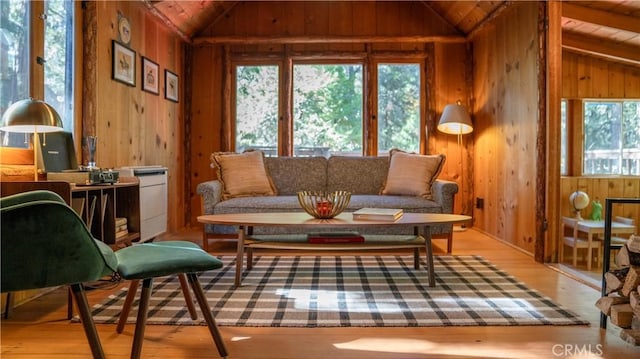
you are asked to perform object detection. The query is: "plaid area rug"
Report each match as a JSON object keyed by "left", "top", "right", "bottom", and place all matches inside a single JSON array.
[{"left": 91, "top": 255, "right": 589, "bottom": 327}]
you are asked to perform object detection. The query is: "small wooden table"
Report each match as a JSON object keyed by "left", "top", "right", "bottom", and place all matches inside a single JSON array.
[
  {"left": 198, "top": 212, "right": 471, "bottom": 287},
  {"left": 562, "top": 217, "right": 636, "bottom": 270}
]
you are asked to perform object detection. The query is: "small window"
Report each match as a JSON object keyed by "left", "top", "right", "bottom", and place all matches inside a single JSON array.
[
  {"left": 234, "top": 65, "right": 280, "bottom": 156},
  {"left": 1, "top": 0, "right": 30, "bottom": 147},
  {"left": 44, "top": 0, "right": 75, "bottom": 132},
  {"left": 583, "top": 101, "right": 640, "bottom": 175},
  {"left": 377, "top": 63, "right": 421, "bottom": 155}
]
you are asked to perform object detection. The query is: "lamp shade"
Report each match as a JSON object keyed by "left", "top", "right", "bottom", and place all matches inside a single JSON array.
[
  {"left": 437, "top": 102, "right": 473, "bottom": 135},
  {"left": 1, "top": 99, "right": 63, "bottom": 133}
]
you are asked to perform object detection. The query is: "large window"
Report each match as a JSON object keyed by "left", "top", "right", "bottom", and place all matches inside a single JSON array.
[
  {"left": 233, "top": 58, "right": 424, "bottom": 157},
  {"left": 1, "top": 0, "right": 75, "bottom": 147},
  {"left": 293, "top": 64, "right": 363, "bottom": 156},
  {"left": 583, "top": 101, "right": 640, "bottom": 175}
]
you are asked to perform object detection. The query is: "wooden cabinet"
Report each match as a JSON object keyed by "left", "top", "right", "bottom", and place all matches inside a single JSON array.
[
  {"left": 1, "top": 178, "right": 141, "bottom": 246},
  {"left": 71, "top": 178, "right": 141, "bottom": 246}
]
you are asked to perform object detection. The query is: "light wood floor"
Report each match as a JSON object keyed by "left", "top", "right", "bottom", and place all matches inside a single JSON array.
[{"left": 2, "top": 228, "right": 639, "bottom": 358}]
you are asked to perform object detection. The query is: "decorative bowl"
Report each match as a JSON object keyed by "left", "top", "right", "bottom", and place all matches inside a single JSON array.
[{"left": 297, "top": 191, "right": 351, "bottom": 219}]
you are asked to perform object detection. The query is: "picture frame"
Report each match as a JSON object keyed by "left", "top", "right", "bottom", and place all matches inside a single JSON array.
[
  {"left": 112, "top": 40, "right": 136, "bottom": 87},
  {"left": 164, "top": 69, "right": 179, "bottom": 103},
  {"left": 141, "top": 56, "right": 159, "bottom": 95}
]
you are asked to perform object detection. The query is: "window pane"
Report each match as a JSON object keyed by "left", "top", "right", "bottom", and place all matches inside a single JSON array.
[
  {"left": 584, "top": 101, "right": 623, "bottom": 175},
  {"left": 44, "top": 0, "right": 74, "bottom": 132},
  {"left": 293, "top": 64, "right": 363, "bottom": 157},
  {"left": 1, "top": 0, "right": 30, "bottom": 147},
  {"left": 377, "top": 64, "right": 420, "bottom": 154},
  {"left": 622, "top": 101, "right": 640, "bottom": 175},
  {"left": 235, "top": 65, "right": 279, "bottom": 156}
]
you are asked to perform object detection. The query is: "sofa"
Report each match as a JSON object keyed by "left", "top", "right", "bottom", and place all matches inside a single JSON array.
[{"left": 197, "top": 153, "right": 459, "bottom": 252}]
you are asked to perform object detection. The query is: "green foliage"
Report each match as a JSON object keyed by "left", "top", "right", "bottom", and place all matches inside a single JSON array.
[{"left": 235, "top": 62, "right": 421, "bottom": 155}]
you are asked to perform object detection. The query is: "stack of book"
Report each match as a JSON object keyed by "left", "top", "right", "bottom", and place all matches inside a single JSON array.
[
  {"left": 307, "top": 232, "right": 365, "bottom": 243},
  {"left": 352, "top": 208, "right": 403, "bottom": 221},
  {"left": 115, "top": 217, "right": 128, "bottom": 239}
]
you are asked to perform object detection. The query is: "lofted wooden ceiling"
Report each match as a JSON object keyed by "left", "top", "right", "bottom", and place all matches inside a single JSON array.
[{"left": 145, "top": 0, "right": 640, "bottom": 66}]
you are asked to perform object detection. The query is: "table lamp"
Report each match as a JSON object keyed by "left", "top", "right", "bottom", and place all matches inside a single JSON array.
[
  {"left": 438, "top": 100, "right": 473, "bottom": 229},
  {"left": 1, "top": 99, "right": 64, "bottom": 181}
]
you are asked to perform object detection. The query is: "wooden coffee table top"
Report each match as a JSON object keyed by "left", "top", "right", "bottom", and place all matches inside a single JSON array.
[{"left": 198, "top": 212, "right": 471, "bottom": 227}]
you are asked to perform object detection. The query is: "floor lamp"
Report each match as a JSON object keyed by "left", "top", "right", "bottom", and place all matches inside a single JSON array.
[
  {"left": 438, "top": 101, "right": 473, "bottom": 230},
  {"left": 1, "top": 99, "right": 64, "bottom": 181}
]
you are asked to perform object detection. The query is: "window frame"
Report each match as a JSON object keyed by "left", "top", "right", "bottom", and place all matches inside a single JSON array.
[
  {"left": 1, "top": 1, "right": 81, "bottom": 156},
  {"left": 230, "top": 52, "right": 428, "bottom": 157}
]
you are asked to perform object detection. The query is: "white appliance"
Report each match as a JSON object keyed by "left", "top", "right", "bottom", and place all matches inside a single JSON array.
[{"left": 118, "top": 166, "right": 168, "bottom": 242}]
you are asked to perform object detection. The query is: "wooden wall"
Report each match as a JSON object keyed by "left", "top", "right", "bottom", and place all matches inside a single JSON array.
[
  {"left": 563, "top": 51, "right": 640, "bottom": 99},
  {"left": 561, "top": 177, "right": 640, "bottom": 227},
  {"left": 84, "top": 1, "right": 186, "bottom": 231},
  {"left": 471, "top": 2, "right": 539, "bottom": 253},
  {"left": 187, "top": 1, "right": 471, "bottom": 226}
]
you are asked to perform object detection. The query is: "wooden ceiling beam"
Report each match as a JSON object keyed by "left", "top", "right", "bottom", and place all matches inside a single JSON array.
[
  {"left": 562, "top": 32, "right": 640, "bottom": 66},
  {"left": 193, "top": 34, "right": 466, "bottom": 45},
  {"left": 466, "top": 1, "right": 512, "bottom": 41},
  {"left": 562, "top": 3, "right": 640, "bottom": 33},
  {"left": 142, "top": 0, "right": 191, "bottom": 43}
]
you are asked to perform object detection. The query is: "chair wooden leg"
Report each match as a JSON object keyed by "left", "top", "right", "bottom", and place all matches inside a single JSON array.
[
  {"left": 447, "top": 232, "right": 453, "bottom": 254},
  {"left": 178, "top": 273, "right": 198, "bottom": 320},
  {"left": 131, "top": 278, "right": 153, "bottom": 359},
  {"left": 70, "top": 283, "right": 105, "bottom": 359},
  {"left": 4, "top": 292, "right": 14, "bottom": 319},
  {"left": 187, "top": 272, "right": 228, "bottom": 358},
  {"left": 117, "top": 279, "right": 140, "bottom": 334}
]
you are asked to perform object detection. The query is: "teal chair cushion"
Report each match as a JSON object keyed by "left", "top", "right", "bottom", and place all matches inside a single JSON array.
[{"left": 115, "top": 241, "right": 223, "bottom": 280}]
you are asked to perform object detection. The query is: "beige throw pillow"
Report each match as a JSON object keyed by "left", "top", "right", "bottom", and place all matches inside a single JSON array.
[
  {"left": 381, "top": 149, "right": 446, "bottom": 199},
  {"left": 211, "top": 151, "right": 277, "bottom": 200}
]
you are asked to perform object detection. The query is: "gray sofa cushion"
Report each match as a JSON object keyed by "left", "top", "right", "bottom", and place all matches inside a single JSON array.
[
  {"left": 327, "top": 156, "right": 389, "bottom": 194},
  {"left": 266, "top": 156, "right": 327, "bottom": 195}
]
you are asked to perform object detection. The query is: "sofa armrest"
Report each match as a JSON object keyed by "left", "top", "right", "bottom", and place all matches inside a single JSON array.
[
  {"left": 196, "top": 180, "right": 223, "bottom": 215},
  {"left": 431, "top": 179, "right": 459, "bottom": 214}
]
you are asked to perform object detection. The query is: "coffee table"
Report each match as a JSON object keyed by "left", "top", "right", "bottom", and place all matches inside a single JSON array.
[{"left": 197, "top": 212, "right": 471, "bottom": 287}]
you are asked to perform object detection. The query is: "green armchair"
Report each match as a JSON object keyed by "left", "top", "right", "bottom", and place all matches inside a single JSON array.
[
  {"left": 1, "top": 190, "right": 118, "bottom": 359},
  {"left": 1, "top": 190, "right": 228, "bottom": 359}
]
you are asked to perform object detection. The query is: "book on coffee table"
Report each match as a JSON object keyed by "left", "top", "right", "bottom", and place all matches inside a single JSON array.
[
  {"left": 352, "top": 208, "right": 403, "bottom": 221},
  {"left": 307, "top": 232, "right": 365, "bottom": 243}
]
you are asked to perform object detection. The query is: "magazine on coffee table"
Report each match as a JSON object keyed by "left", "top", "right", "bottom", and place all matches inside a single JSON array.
[
  {"left": 307, "top": 232, "right": 365, "bottom": 243},
  {"left": 352, "top": 208, "right": 403, "bottom": 221}
]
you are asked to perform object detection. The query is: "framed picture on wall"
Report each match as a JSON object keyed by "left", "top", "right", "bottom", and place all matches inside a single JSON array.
[
  {"left": 164, "top": 69, "right": 179, "bottom": 102},
  {"left": 112, "top": 40, "right": 136, "bottom": 87},
  {"left": 141, "top": 56, "right": 159, "bottom": 95}
]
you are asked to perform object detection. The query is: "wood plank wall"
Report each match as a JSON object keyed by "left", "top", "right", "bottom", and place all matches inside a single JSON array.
[
  {"left": 85, "top": 1, "right": 185, "bottom": 231},
  {"left": 471, "top": 2, "right": 539, "bottom": 253},
  {"left": 561, "top": 51, "right": 640, "bottom": 230},
  {"left": 188, "top": 1, "right": 471, "bottom": 226}
]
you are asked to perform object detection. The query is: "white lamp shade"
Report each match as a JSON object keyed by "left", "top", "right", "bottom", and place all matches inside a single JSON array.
[
  {"left": 1, "top": 99, "right": 63, "bottom": 133},
  {"left": 438, "top": 103, "right": 473, "bottom": 135}
]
